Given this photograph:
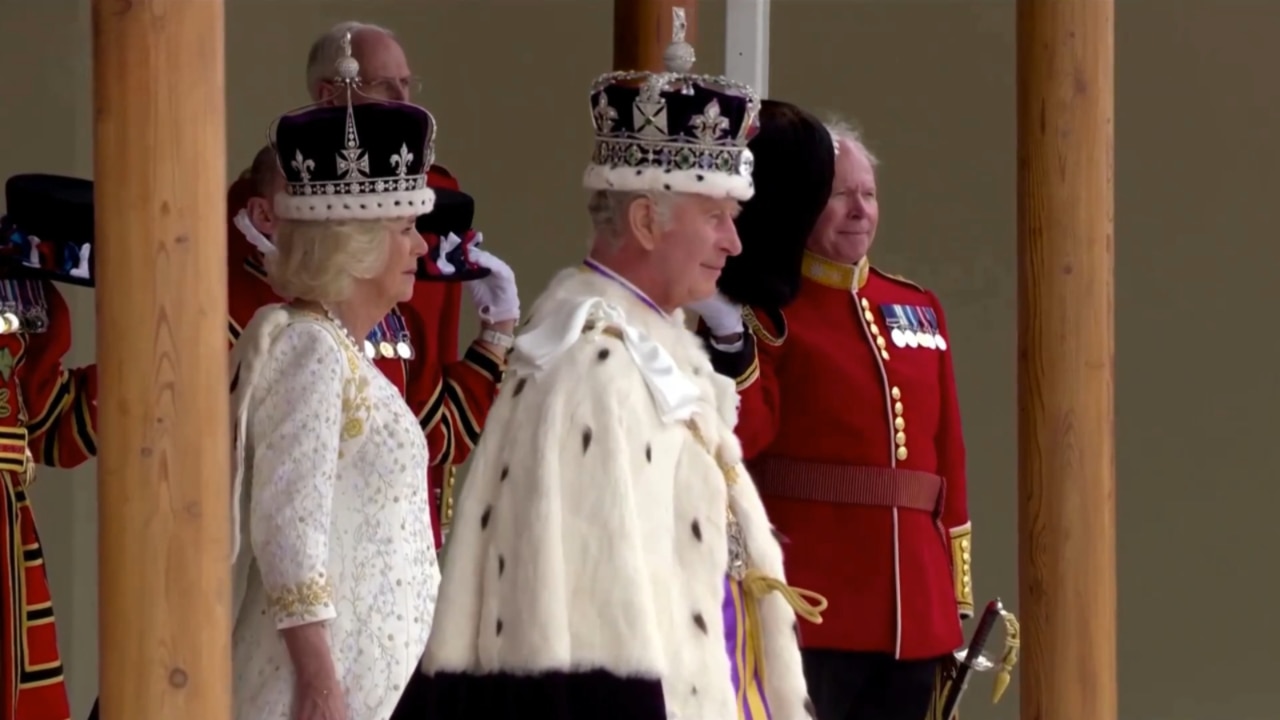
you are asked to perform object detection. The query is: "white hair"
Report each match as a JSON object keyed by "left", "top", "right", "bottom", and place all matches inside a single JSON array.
[
  {"left": 586, "top": 190, "right": 679, "bottom": 249},
  {"left": 305, "top": 21, "right": 396, "bottom": 100},
  {"left": 826, "top": 118, "right": 880, "bottom": 167}
]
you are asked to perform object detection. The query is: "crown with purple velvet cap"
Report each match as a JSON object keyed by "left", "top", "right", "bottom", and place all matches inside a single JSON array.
[
  {"left": 270, "top": 31, "right": 437, "bottom": 222},
  {"left": 584, "top": 7, "right": 761, "bottom": 201}
]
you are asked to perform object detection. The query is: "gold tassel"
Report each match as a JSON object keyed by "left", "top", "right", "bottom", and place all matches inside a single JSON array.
[{"left": 991, "top": 608, "right": 1021, "bottom": 703}]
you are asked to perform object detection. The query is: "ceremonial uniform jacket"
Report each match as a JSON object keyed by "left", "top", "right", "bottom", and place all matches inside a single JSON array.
[
  {"left": 0, "top": 279, "right": 97, "bottom": 720},
  {"left": 420, "top": 267, "right": 814, "bottom": 720},
  {"left": 704, "top": 252, "right": 971, "bottom": 660},
  {"left": 230, "top": 306, "right": 439, "bottom": 720},
  {"left": 225, "top": 167, "right": 501, "bottom": 547}
]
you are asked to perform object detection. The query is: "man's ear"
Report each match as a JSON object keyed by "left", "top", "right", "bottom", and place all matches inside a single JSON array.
[
  {"left": 626, "top": 196, "right": 660, "bottom": 251},
  {"left": 314, "top": 80, "right": 338, "bottom": 105},
  {"left": 247, "top": 197, "right": 276, "bottom": 236}
]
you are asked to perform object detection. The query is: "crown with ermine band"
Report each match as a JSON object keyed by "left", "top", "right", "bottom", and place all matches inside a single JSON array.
[{"left": 584, "top": 7, "right": 761, "bottom": 202}]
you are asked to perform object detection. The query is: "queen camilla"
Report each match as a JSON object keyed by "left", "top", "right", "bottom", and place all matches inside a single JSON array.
[{"left": 227, "top": 42, "right": 441, "bottom": 720}]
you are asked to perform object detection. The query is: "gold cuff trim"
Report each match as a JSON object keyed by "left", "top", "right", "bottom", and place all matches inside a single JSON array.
[
  {"left": 0, "top": 426, "right": 29, "bottom": 474},
  {"left": 950, "top": 523, "right": 973, "bottom": 614},
  {"left": 735, "top": 354, "right": 760, "bottom": 391},
  {"left": 267, "top": 574, "right": 334, "bottom": 622}
]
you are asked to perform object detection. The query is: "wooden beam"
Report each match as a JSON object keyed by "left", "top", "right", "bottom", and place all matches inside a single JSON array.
[
  {"left": 1016, "top": 1, "right": 1116, "bottom": 719},
  {"left": 613, "top": 0, "right": 698, "bottom": 72},
  {"left": 92, "top": 0, "right": 230, "bottom": 718}
]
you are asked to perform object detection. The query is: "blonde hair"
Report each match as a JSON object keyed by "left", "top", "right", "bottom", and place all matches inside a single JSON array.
[{"left": 265, "top": 219, "right": 391, "bottom": 302}]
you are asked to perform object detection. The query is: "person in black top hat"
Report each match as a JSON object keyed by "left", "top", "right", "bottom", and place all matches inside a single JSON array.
[
  {"left": 225, "top": 37, "right": 446, "bottom": 720},
  {"left": 0, "top": 172, "right": 99, "bottom": 720}
]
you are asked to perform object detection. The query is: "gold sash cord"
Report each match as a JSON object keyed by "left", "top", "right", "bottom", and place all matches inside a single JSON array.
[{"left": 740, "top": 568, "right": 828, "bottom": 680}]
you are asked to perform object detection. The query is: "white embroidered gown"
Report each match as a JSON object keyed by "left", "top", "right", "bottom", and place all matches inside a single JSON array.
[{"left": 230, "top": 307, "right": 440, "bottom": 720}]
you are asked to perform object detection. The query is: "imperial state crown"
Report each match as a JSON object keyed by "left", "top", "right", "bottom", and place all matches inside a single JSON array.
[{"left": 584, "top": 7, "right": 761, "bottom": 201}]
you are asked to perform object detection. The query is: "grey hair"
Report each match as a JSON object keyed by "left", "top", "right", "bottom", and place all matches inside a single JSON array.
[
  {"left": 586, "top": 190, "right": 679, "bottom": 249},
  {"left": 305, "top": 21, "right": 396, "bottom": 100},
  {"left": 826, "top": 118, "right": 880, "bottom": 167}
]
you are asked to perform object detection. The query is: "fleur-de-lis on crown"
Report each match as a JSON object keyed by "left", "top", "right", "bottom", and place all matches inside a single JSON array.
[
  {"left": 391, "top": 143, "right": 415, "bottom": 178},
  {"left": 291, "top": 149, "right": 315, "bottom": 182},
  {"left": 690, "top": 100, "right": 730, "bottom": 144}
]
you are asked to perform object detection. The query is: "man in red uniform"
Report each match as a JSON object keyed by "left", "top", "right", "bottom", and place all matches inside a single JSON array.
[
  {"left": 0, "top": 174, "right": 99, "bottom": 720},
  {"left": 692, "top": 123, "right": 972, "bottom": 720},
  {"left": 227, "top": 21, "right": 515, "bottom": 549}
]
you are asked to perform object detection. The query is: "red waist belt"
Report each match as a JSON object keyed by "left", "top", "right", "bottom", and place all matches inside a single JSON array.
[{"left": 748, "top": 457, "right": 944, "bottom": 513}]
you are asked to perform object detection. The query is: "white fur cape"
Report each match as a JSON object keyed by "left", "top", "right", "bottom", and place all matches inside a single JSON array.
[{"left": 422, "top": 269, "right": 813, "bottom": 719}]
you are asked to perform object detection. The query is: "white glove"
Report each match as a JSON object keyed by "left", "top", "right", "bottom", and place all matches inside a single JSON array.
[
  {"left": 466, "top": 237, "right": 520, "bottom": 323},
  {"left": 686, "top": 292, "right": 744, "bottom": 338}
]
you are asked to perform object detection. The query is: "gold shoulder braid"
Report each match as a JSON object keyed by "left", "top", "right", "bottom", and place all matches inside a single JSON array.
[
  {"left": 683, "top": 418, "right": 828, "bottom": 677},
  {"left": 742, "top": 307, "right": 786, "bottom": 347}
]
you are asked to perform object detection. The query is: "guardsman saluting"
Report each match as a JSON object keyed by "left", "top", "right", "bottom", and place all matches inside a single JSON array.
[{"left": 0, "top": 173, "right": 99, "bottom": 720}]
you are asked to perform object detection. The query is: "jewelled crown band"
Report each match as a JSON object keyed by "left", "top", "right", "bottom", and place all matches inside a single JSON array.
[
  {"left": 268, "top": 31, "right": 437, "bottom": 222},
  {"left": 584, "top": 7, "right": 761, "bottom": 201}
]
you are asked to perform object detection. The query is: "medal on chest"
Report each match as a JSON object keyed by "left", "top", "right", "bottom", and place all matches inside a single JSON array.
[
  {"left": 364, "top": 311, "right": 414, "bottom": 361},
  {"left": 880, "top": 303, "right": 948, "bottom": 352},
  {"left": 0, "top": 279, "right": 48, "bottom": 335}
]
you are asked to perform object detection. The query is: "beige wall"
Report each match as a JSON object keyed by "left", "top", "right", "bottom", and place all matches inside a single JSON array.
[{"left": 1, "top": 1, "right": 1277, "bottom": 718}]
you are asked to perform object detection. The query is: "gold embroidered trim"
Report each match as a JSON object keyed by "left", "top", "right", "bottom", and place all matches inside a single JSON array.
[
  {"left": 267, "top": 574, "right": 334, "bottom": 620},
  {"left": 800, "top": 251, "right": 869, "bottom": 290}
]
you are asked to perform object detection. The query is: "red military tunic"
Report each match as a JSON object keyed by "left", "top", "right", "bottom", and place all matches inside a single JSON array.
[
  {"left": 225, "top": 166, "right": 501, "bottom": 547},
  {"left": 710, "top": 251, "right": 972, "bottom": 660},
  {"left": 0, "top": 280, "right": 97, "bottom": 720}
]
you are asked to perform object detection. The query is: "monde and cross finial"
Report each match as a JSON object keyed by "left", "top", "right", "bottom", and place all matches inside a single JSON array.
[
  {"left": 336, "top": 31, "right": 360, "bottom": 84},
  {"left": 663, "top": 7, "right": 696, "bottom": 74}
]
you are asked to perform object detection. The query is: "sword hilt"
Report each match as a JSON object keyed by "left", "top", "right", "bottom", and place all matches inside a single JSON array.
[
  {"left": 939, "top": 598, "right": 1016, "bottom": 720},
  {"left": 961, "top": 599, "right": 1004, "bottom": 666}
]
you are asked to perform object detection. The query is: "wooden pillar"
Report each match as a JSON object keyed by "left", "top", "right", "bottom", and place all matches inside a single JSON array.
[
  {"left": 92, "top": 0, "right": 230, "bottom": 718},
  {"left": 1016, "top": 1, "right": 1116, "bottom": 720},
  {"left": 613, "top": 0, "right": 698, "bottom": 71}
]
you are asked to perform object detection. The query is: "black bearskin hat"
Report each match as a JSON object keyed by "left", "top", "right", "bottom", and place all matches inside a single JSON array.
[{"left": 716, "top": 100, "right": 835, "bottom": 310}]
